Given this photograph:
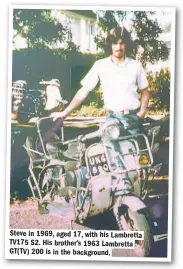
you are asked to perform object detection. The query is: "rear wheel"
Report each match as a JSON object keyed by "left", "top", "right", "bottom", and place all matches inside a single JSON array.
[
  {"left": 17, "top": 111, "right": 30, "bottom": 124},
  {"left": 17, "top": 97, "right": 35, "bottom": 124}
]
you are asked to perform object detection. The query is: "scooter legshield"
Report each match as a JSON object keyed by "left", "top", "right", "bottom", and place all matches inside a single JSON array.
[{"left": 85, "top": 143, "right": 112, "bottom": 217}]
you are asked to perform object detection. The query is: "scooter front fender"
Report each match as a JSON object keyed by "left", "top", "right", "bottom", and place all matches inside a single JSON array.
[{"left": 120, "top": 195, "right": 147, "bottom": 212}]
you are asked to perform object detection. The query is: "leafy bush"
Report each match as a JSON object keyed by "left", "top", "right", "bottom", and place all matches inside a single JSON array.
[
  {"left": 73, "top": 103, "right": 107, "bottom": 117},
  {"left": 147, "top": 68, "right": 170, "bottom": 113},
  {"left": 71, "top": 85, "right": 106, "bottom": 117}
]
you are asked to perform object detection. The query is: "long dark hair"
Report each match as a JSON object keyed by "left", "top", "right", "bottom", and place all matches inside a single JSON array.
[{"left": 105, "top": 26, "right": 134, "bottom": 55}]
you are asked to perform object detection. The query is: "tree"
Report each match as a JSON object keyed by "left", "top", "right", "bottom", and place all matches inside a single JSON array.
[
  {"left": 95, "top": 10, "right": 170, "bottom": 67},
  {"left": 13, "top": 9, "right": 67, "bottom": 49}
]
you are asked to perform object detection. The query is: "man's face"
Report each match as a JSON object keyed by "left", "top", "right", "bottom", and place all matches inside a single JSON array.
[{"left": 111, "top": 39, "right": 126, "bottom": 58}]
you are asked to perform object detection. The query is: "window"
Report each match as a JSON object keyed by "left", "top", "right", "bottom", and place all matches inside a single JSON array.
[
  {"left": 86, "top": 22, "right": 95, "bottom": 36},
  {"left": 86, "top": 23, "right": 90, "bottom": 35},
  {"left": 90, "top": 23, "right": 95, "bottom": 35}
]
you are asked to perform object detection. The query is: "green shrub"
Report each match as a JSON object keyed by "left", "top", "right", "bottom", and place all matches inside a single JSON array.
[
  {"left": 73, "top": 103, "right": 107, "bottom": 117},
  {"left": 147, "top": 68, "right": 170, "bottom": 113}
]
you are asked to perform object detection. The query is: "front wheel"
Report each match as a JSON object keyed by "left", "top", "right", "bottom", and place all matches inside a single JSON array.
[{"left": 117, "top": 207, "right": 152, "bottom": 257}]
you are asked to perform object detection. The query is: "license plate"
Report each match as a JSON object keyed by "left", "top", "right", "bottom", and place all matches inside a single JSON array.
[{"left": 87, "top": 153, "right": 110, "bottom": 177}]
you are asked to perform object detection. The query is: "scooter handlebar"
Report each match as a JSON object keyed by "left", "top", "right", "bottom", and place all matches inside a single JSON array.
[
  {"left": 62, "top": 130, "right": 100, "bottom": 146},
  {"left": 81, "top": 130, "right": 101, "bottom": 142}
]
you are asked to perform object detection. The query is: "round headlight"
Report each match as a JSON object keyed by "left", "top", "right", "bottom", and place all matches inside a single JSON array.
[{"left": 103, "top": 124, "right": 120, "bottom": 140}]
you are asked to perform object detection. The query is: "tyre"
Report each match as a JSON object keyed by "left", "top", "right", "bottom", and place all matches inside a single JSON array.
[
  {"left": 17, "top": 96, "right": 35, "bottom": 124},
  {"left": 118, "top": 207, "right": 152, "bottom": 257},
  {"left": 17, "top": 111, "right": 30, "bottom": 124}
]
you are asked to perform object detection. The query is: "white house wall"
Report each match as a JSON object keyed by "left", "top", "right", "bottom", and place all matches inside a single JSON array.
[
  {"left": 59, "top": 11, "right": 98, "bottom": 53},
  {"left": 70, "top": 19, "right": 80, "bottom": 47},
  {"left": 72, "top": 18, "right": 97, "bottom": 53}
]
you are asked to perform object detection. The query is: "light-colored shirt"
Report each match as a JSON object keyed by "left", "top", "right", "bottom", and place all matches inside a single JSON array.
[
  {"left": 45, "top": 85, "right": 62, "bottom": 111},
  {"left": 80, "top": 57, "right": 148, "bottom": 112}
]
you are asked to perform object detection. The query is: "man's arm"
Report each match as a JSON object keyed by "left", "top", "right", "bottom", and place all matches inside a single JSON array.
[
  {"left": 136, "top": 87, "right": 150, "bottom": 119},
  {"left": 64, "top": 87, "right": 90, "bottom": 114},
  {"left": 51, "top": 61, "right": 99, "bottom": 121},
  {"left": 50, "top": 87, "right": 90, "bottom": 121}
]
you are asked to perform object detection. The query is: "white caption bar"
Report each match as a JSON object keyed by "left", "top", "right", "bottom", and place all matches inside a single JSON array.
[{"left": 5, "top": 229, "right": 144, "bottom": 260}]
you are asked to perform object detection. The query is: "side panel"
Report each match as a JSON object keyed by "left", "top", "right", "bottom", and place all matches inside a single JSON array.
[{"left": 88, "top": 174, "right": 112, "bottom": 217}]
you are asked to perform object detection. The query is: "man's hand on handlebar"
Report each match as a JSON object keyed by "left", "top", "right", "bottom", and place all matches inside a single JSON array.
[{"left": 50, "top": 110, "right": 68, "bottom": 121}]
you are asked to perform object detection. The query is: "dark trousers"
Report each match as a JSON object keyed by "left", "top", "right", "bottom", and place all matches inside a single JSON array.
[
  {"left": 36, "top": 118, "right": 63, "bottom": 152},
  {"left": 37, "top": 104, "right": 64, "bottom": 152}
]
